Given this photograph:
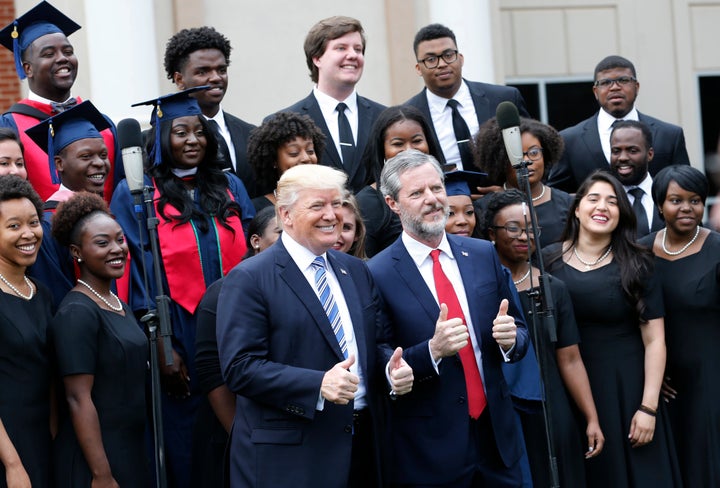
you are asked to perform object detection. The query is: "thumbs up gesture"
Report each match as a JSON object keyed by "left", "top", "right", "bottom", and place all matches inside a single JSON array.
[
  {"left": 492, "top": 299, "right": 517, "bottom": 351},
  {"left": 429, "top": 303, "right": 469, "bottom": 361},
  {"left": 387, "top": 347, "right": 414, "bottom": 396}
]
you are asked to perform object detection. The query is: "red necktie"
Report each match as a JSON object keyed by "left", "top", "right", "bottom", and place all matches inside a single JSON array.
[{"left": 430, "top": 249, "right": 487, "bottom": 418}]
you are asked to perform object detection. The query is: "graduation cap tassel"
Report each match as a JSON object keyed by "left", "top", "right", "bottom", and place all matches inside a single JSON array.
[
  {"left": 47, "top": 122, "right": 60, "bottom": 184},
  {"left": 152, "top": 105, "right": 162, "bottom": 166},
  {"left": 11, "top": 22, "right": 25, "bottom": 80}
]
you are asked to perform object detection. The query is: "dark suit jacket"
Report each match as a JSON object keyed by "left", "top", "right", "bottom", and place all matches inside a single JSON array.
[
  {"left": 277, "top": 92, "right": 386, "bottom": 193},
  {"left": 217, "top": 239, "right": 386, "bottom": 488},
  {"left": 405, "top": 79, "right": 529, "bottom": 169},
  {"left": 547, "top": 111, "right": 690, "bottom": 193},
  {"left": 222, "top": 111, "right": 258, "bottom": 198},
  {"left": 367, "top": 234, "right": 528, "bottom": 485}
]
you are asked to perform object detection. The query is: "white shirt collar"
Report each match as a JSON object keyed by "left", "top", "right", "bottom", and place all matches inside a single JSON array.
[
  {"left": 27, "top": 89, "right": 74, "bottom": 105},
  {"left": 205, "top": 106, "right": 227, "bottom": 127},
  {"left": 281, "top": 231, "right": 328, "bottom": 272},
  {"left": 425, "top": 80, "right": 471, "bottom": 116},
  {"left": 598, "top": 106, "right": 640, "bottom": 131},
  {"left": 313, "top": 86, "right": 358, "bottom": 114},
  {"left": 627, "top": 172, "right": 653, "bottom": 196},
  {"left": 401, "top": 231, "right": 454, "bottom": 267}
]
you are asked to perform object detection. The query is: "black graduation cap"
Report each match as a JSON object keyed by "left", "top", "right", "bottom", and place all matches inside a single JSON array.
[
  {"left": 0, "top": 1, "right": 81, "bottom": 80},
  {"left": 131, "top": 86, "right": 209, "bottom": 166},
  {"left": 24, "top": 101, "right": 109, "bottom": 184},
  {"left": 444, "top": 170, "right": 488, "bottom": 197}
]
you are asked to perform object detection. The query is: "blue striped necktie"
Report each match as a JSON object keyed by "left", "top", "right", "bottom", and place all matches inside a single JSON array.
[{"left": 311, "top": 256, "right": 348, "bottom": 358}]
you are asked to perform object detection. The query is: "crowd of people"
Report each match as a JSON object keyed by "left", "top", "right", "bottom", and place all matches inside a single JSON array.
[{"left": 0, "top": 2, "right": 717, "bottom": 488}]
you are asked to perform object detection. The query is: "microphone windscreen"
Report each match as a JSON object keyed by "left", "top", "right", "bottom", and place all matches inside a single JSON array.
[
  {"left": 496, "top": 101, "right": 520, "bottom": 130},
  {"left": 117, "top": 118, "right": 143, "bottom": 149}
]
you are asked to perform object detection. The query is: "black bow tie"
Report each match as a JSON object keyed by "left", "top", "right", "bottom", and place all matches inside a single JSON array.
[{"left": 50, "top": 97, "right": 78, "bottom": 114}]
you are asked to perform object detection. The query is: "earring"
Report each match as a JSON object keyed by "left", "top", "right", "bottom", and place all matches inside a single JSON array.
[
  {"left": 76, "top": 257, "right": 82, "bottom": 263},
  {"left": 491, "top": 241, "right": 495, "bottom": 245},
  {"left": 254, "top": 245, "right": 260, "bottom": 250}
]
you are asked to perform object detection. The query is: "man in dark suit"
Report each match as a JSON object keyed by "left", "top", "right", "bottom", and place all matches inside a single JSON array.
[
  {"left": 368, "top": 149, "right": 529, "bottom": 487},
  {"left": 164, "top": 26, "right": 258, "bottom": 196},
  {"left": 274, "top": 16, "right": 385, "bottom": 193},
  {"left": 405, "top": 23, "right": 528, "bottom": 173},
  {"left": 609, "top": 120, "right": 664, "bottom": 237},
  {"left": 217, "top": 164, "right": 413, "bottom": 488},
  {"left": 547, "top": 55, "right": 690, "bottom": 194}
]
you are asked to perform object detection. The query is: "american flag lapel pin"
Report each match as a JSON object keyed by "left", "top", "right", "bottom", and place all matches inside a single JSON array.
[
  {"left": 461, "top": 251, "right": 469, "bottom": 257},
  {"left": 340, "top": 268, "right": 347, "bottom": 275}
]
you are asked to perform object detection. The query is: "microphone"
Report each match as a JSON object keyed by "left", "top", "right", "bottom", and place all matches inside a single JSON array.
[
  {"left": 117, "top": 118, "right": 145, "bottom": 194},
  {"left": 495, "top": 101, "right": 524, "bottom": 168}
]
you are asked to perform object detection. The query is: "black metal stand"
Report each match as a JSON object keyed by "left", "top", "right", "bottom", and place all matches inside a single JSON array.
[{"left": 514, "top": 160, "right": 560, "bottom": 488}]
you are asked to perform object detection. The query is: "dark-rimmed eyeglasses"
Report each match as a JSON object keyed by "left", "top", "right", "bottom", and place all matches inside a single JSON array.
[
  {"left": 523, "top": 146, "right": 543, "bottom": 161},
  {"left": 493, "top": 223, "right": 540, "bottom": 238},
  {"left": 593, "top": 76, "right": 637, "bottom": 88},
  {"left": 418, "top": 50, "right": 459, "bottom": 69}
]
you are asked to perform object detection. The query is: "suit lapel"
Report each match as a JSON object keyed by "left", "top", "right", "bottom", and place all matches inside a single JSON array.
[
  {"left": 302, "top": 93, "right": 343, "bottom": 170},
  {"left": 414, "top": 89, "right": 446, "bottom": 165},
  {"left": 448, "top": 237, "right": 485, "bottom": 349},
  {"left": 275, "top": 242, "right": 346, "bottom": 361},
  {"left": 391, "top": 240, "right": 440, "bottom": 326},
  {"left": 224, "top": 112, "right": 247, "bottom": 166},
  {"left": 468, "top": 81, "right": 492, "bottom": 127},
  {"left": 580, "top": 115, "right": 608, "bottom": 170}
]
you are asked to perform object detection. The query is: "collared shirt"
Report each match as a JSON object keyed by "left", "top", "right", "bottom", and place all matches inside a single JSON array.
[
  {"left": 625, "top": 172, "right": 654, "bottom": 226},
  {"left": 313, "top": 87, "right": 358, "bottom": 164},
  {"left": 425, "top": 80, "right": 478, "bottom": 170},
  {"left": 401, "top": 231, "right": 511, "bottom": 389},
  {"left": 281, "top": 232, "right": 366, "bottom": 409},
  {"left": 28, "top": 89, "right": 74, "bottom": 106},
  {"left": 205, "top": 107, "right": 237, "bottom": 170},
  {"left": 598, "top": 106, "right": 639, "bottom": 162}
]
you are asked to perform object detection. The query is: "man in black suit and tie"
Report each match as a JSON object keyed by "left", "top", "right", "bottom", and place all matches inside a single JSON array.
[
  {"left": 275, "top": 16, "right": 385, "bottom": 193},
  {"left": 609, "top": 120, "right": 664, "bottom": 238},
  {"left": 547, "top": 55, "right": 690, "bottom": 194},
  {"left": 405, "top": 23, "right": 528, "bottom": 173},
  {"left": 164, "top": 26, "right": 258, "bottom": 196}
]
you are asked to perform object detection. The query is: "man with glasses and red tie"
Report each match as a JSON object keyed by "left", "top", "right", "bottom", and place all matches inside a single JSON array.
[
  {"left": 368, "top": 149, "right": 529, "bottom": 487},
  {"left": 548, "top": 55, "right": 690, "bottom": 194},
  {"left": 405, "top": 24, "right": 528, "bottom": 175}
]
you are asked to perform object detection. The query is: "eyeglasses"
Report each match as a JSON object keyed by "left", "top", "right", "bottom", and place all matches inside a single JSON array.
[
  {"left": 523, "top": 146, "right": 543, "bottom": 161},
  {"left": 593, "top": 76, "right": 637, "bottom": 88},
  {"left": 493, "top": 223, "right": 540, "bottom": 238},
  {"left": 418, "top": 49, "right": 459, "bottom": 69}
]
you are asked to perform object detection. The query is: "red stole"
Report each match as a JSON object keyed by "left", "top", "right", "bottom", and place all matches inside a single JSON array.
[
  {"left": 9, "top": 98, "right": 117, "bottom": 202},
  {"left": 153, "top": 181, "right": 246, "bottom": 313}
]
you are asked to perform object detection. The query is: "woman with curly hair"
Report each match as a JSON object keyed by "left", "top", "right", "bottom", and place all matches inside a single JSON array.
[
  {"left": 473, "top": 117, "right": 571, "bottom": 246},
  {"left": 0, "top": 176, "right": 53, "bottom": 488},
  {"left": 110, "top": 87, "right": 255, "bottom": 487},
  {"left": 544, "top": 171, "right": 680, "bottom": 487},
  {"left": 247, "top": 111, "right": 325, "bottom": 212},
  {"left": 51, "top": 192, "right": 148, "bottom": 488}
]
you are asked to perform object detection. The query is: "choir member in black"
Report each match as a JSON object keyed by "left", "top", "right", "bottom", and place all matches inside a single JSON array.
[
  {"left": 194, "top": 207, "right": 281, "bottom": 487},
  {"left": 357, "top": 105, "right": 442, "bottom": 257},
  {"left": 640, "top": 165, "right": 720, "bottom": 486},
  {"left": 473, "top": 117, "right": 572, "bottom": 246},
  {"left": 0, "top": 176, "right": 52, "bottom": 488},
  {"left": 247, "top": 111, "right": 325, "bottom": 212},
  {"left": 481, "top": 188, "right": 604, "bottom": 486},
  {"left": 0, "top": 129, "right": 27, "bottom": 179},
  {"left": 50, "top": 192, "right": 148, "bottom": 488},
  {"left": 545, "top": 171, "right": 681, "bottom": 487}
]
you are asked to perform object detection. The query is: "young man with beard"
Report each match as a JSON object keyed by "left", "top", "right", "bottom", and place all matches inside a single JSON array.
[
  {"left": 368, "top": 149, "right": 529, "bottom": 487},
  {"left": 272, "top": 16, "right": 385, "bottom": 193},
  {"left": 0, "top": 0, "right": 122, "bottom": 202},
  {"left": 164, "top": 26, "right": 258, "bottom": 197},
  {"left": 548, "top": 55, "right": 690, "bottom": 194},
  {"left": 609, "top": 120, "right": 664, "bottom": 238}
]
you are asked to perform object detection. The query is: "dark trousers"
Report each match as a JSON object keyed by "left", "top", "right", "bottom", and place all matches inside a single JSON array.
[{"left": 349, "top": 409, "right": 378, "bottom": 488}]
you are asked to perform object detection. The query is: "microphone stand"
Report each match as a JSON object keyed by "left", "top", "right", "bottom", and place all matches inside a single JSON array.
[
  {"left": 131, "top": 185, "right": 173, "bottom": 488},
  {"left": 513, "top": 159, "right": 560, "bottom": 488}
]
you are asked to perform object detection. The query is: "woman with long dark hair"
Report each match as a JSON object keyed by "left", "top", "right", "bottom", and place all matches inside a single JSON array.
[
  {"left": 545, "top": 171, "right": 680, "bottom": 487},
  {"left": 110, "top": 87, "right": 255, "bottom": 487}
]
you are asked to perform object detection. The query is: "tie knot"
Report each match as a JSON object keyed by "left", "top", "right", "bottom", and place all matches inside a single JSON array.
[
  {"left": 50, "top": 97, "right": 78, "bottom": 114},
  {"left": 446, "top": 99, "right": 460, "bottom": 110},
  {"left": 312, "top": 256, "right": 327, "bottom": 270},
  {"left": 336, "top": 102, "right": 348, "bottom": 114},
  {"left": 629, "top": 187, "right": 644, "bottom": 199},
  {"left": 430, "top": 249, "right": 442, "bottom": 263},
  {"left": 611, "top": 118, "right": 624, "bottom": 129}
]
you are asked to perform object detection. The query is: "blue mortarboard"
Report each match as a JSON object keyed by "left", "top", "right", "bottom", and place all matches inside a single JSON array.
[
  {"left": 0, "top": 1, "right": 81, "bottom": 80},
  {"left": 444, "top": 170, "right": 488, "bottom": 197},
  {"left": 24, "top": 101, "right": 109, "bottom": 184},
  {"left": 131, "top": 86, "right": 209, "bottom": 166}
]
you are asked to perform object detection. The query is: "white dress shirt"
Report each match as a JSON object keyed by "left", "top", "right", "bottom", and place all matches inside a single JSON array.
[
  {"left": 205, "top": 107, "right": 237, "bottom": 170},
  {"left": 625, "top": 172, "right": 654, "bottom": 227},
  {"left": 425, "top": 81, "right": 478, "bottom": 171},
  {"left": 313, "top": 87, "right": 358, "bottom": 165},
  {"left": 598, "top": 106, "right": 639, "bottom": 162}
]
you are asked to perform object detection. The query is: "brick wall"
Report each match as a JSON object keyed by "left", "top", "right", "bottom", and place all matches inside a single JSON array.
[{"left": 0, "top": 0, "right": 20, "bottom": 111}]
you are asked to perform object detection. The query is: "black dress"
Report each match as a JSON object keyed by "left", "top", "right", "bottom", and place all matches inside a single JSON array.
[
  {"left": 643, "top": 231, "right": 720, "bottom": 486},
  {"left": 547, "top": 256, "right": 682, "bottom": 488},
  {"left": 535, "top": 188, "right": 572, "bottom": 248},
  {"left": 0, "top": 282, "right": 53, "bottom": 488},
  {"left": 51, "top": 291, "right": 149, "bottom": 487},
  {"left": 516, "top": 276, "right": 586, "bottom": 487},
  {"left": 356, "top": 185, "right": 401, "bottom": 258}
]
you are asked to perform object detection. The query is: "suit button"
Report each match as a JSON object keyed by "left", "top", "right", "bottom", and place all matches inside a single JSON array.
[
  {"left": 344, "top": 425, "right": 352, "bottom": 433},
  {"left": 458, "top": 396, "right": 466, "bottom": 404}
]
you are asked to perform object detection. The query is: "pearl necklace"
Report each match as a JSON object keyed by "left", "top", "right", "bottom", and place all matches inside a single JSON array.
[
  {"left": 573, "top": 245, "right": 613, "bottom": 270},
  {"left": 513, "top": 268, "right": 531, "bottom": 286},
  {"left": 661, "top": 226, "right": 700, "bottom": 256},
  {"left": 0, "top": 272, "right": 33, "bottom": 300},
  {"left": 77, "top": 279, "right": 123, "bottom": 312},
  {"left": 502, "top": 183, "right": 546, "bottom": 202}
]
